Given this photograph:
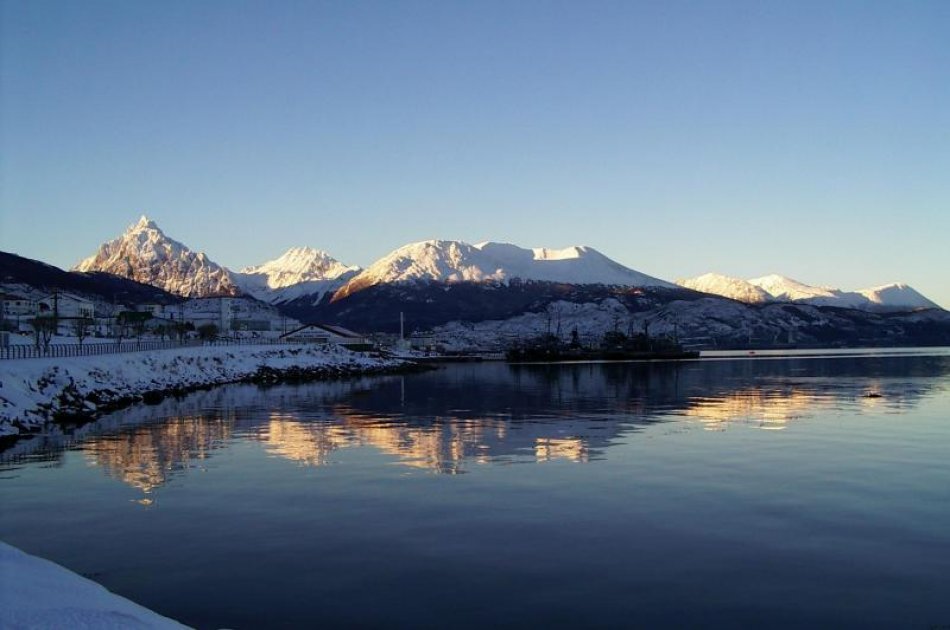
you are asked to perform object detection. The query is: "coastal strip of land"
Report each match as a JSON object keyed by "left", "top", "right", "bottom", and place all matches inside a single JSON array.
[
  {"left": 0, "top": 344, "right": 414, "bottom": 438},
  {"left": 0, "top": 540, "right": 190, "bottom": 629}
]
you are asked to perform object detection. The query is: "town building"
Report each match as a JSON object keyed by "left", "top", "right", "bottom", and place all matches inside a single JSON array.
[{"left": 36, "top": 293, "right": 94, "bottom": 319}]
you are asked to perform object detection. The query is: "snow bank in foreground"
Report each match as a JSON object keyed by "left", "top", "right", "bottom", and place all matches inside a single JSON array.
[
  {"left": 0, "top": 541, "right": 189, "bottom": 629},
  {"left": 0, "top": 344, "right": 405, "bottom": 437}
]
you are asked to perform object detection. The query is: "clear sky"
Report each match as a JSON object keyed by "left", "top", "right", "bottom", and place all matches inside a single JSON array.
[{"left": 2, "top": 0, "right": 948, "bottom": 306}]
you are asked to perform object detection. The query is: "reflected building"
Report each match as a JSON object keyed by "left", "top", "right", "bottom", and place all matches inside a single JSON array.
[
  {"left": 682, "top": 390, "right": 833, "bottom": 430},
  {"left": 258, "top": 411, "right": 520, "bottom": 474},
  {"left": 535, "top": 437, "right": 589, "bottom": 463}
]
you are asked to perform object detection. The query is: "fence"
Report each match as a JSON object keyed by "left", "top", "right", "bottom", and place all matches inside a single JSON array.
[{"left": 0, "top": 337, "right": 290, "bottom": 360}]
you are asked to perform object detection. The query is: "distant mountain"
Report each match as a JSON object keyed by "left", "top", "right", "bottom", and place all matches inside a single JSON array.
[
  {"left": 333, "top": 240, "right": 673, "bottom": 301},
  {"left": 857, "top": 283, "right": 941, "bottom": 310},
  {"left": 676, "top": 272, "right": 940, "bottom": 312},
  {"left": 74, "top": 216, "right": 239, "bottom": 298},
  {"left": 676, "top": 273, "right": 771, "bottom": 304},
  {"left": 234, "top": 247, "right": 361, "bottom": 305},
  {"left": 24, "top": 214, "right": 942, "bottom": 346},
  {"left": 1, "top": 250, "right": 179, "bottom": 305},
  {"left": 746, "top": 274, "right": 867, "bottom": 307},
  {"left": 281, "top": 276, "right": 950, "bottom": 349}
]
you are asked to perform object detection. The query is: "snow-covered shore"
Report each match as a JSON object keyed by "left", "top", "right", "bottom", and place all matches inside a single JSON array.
[
  {"left": 0, "top": 541, "right": 189, "bottom": 629},
  {"left": 0, "top": 344, "right": 411, "bottom": 437}
]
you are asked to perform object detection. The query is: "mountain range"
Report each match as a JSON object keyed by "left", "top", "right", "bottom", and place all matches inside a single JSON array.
[
  {"left": 675, "top": 272, "right": 940, "bottom": 311},
  {"left": 3, "top": 215, "right": 947, "bottom": 348},
  {"left": 69, "top": 216, "right": 940, "bottom": 314},
  {"left": 70, "top": 216, "right": 677, "bottom": 302}
]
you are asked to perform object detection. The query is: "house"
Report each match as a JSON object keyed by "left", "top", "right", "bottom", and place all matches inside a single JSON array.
[
  {"left": 280, "top": 324, "right": 372, "bottom": 350},
  {"left": 178, "top": 296, "right": 296, "bottom": 335},
  {"left": 36, "top": 292, "right": 94, "bottom": 319},
  {"left": 1, "top": 293, "right": 36, "bottom": 319}
]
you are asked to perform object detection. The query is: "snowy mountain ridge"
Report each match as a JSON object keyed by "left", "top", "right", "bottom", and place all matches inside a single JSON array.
[
  {"left": 234, "top": 247, "right": 362, "bottom": 305},
  {"left": 677, "top": 272, "right": 939, "bottom": 311},
  {"left": 676, "top": 273, "right": 772, "bottom": 304},
  {"left": 238, "top": 246, "right": 360, "bottom": 288},
  {"left": 74, "top": 216, "right": 239, "bottom": 298},
  {"left": 333, "top": 239, "right": 674, "bottom": 300},
  {"left": 70, "top": 217, "right": 941, "bottom": 312}
]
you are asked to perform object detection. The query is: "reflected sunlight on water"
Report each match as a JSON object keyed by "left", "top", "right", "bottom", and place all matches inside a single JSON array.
[{"left": 4, "top": 353, "right": 942, "bottom": 491}]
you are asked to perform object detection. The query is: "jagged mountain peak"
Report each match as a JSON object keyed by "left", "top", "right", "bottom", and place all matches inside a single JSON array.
[
  {"left": 131, "top": 214, "right": 159, "bottom": 232},
  {"left": 239, "top": 247, "right": 357, "bottom": 286},
  {"left": 240, "top": 246, "right": 354, "bottom": 278},
  {"left": 233, "top": 246, "right": 361, "bottom": 305},
  {"left": 74, "top": 216, "right": 238, "bottom": 298}
]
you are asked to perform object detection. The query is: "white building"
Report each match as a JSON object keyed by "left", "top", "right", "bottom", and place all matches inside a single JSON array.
[
  {"left": 179, "top": 296, "right": 298, "bottom": 335},
  {"left": 36, "top": 293, "right": 94, "bottom": 319},
  {"left": 1, "top": 293, "right": 36, "bottom": 318}
]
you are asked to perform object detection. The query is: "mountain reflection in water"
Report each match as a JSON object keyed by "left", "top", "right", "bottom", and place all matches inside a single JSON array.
[{"left": 4, "top": 354, "right": 946, "bottom": 496}]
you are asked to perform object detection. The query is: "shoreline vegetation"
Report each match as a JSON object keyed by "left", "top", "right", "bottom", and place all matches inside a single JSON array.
[{"left": 0, "top": 344, "right": 426, "bottom": 443}]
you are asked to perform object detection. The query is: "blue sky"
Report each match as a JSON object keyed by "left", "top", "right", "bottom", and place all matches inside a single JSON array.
[{"left": 2, "top": 0, "right": 948, "bottom": 306}]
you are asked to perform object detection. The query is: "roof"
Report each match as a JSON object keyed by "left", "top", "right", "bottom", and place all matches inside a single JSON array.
[
  {"left": 280, "top": 323, "right": 364, "bottom": 339},
  {"left": 0, "top": 292, "right": 31, "bottom": 301},
  {"left": 37, "top": 292, "right": 93, "bottom": 304}
]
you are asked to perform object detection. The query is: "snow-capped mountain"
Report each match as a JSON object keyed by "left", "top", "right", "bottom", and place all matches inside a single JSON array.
[
  {"left": 746, "top": 274, "right": 866, "bottom": 307},
  {"left": 74, "top": 216, "right": 239, "bottom": 298},
  {"left": 333, "top": 239, "right": 673, "bottom": 300},
  {"left": 857, "top": 283, "right": 941, "bottom": 310},
  {"left": 676, "top": 272, "right": 939, "bottom": 311},
  {"left": 234, "top": 247, "right": 361, "bottom": 305},
  {"left": 676, "top": 273, "right": 771, "bottom": 304}
]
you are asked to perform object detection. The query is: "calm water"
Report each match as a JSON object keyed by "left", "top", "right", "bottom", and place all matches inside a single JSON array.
[{"left": 2, "top": 351, "right": 950, "bottom": 629}]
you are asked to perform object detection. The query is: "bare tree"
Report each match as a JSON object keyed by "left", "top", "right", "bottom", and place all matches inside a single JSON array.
[
  {"left": 72, "top": 317, "right": 93, "bottom": 345},
  {"left": 30, "top": 317, "right": 56, "bottom": 351}
]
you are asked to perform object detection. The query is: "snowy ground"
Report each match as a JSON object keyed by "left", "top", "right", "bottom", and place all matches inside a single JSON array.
[
  {"left": 0, "top": 344, "right": 405, "bottom": 437},
  {"left": 0, "top": 541, "right": 188, "bottom": 629}
]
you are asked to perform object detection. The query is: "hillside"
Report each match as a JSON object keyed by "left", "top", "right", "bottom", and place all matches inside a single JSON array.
[{"left": 1, "top": 251, "right": 179, "bottom": 305}]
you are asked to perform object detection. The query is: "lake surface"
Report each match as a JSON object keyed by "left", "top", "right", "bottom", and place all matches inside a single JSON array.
[{"left": 2, "top": 350, "right": 950, "bottom": 629}]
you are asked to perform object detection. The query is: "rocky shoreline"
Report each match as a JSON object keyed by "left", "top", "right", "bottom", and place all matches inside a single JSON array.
[{"left": 0, "top": 344, "right": 427, "bottom": 442}]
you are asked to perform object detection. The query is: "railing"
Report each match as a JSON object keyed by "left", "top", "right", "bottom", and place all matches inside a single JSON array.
[{"left": 0, "top": 337, "right": 290, "bottom": 360}]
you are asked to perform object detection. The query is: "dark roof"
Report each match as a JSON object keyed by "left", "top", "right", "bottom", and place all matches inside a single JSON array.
[{"left": 0, "top": 292, "right": 31, "bottom": 301}]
